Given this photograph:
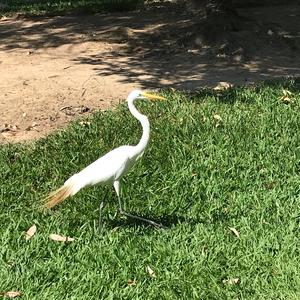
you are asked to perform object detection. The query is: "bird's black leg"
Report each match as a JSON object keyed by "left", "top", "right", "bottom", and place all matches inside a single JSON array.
[
  {"left": 113, "top": 181, "right": 165, "bottom": 229},
  {"left": 98, "top": 189, "right": 109, "bottom": 230},
  {"left": 119, "top": 208, "right": 165, "bottom": 228}
]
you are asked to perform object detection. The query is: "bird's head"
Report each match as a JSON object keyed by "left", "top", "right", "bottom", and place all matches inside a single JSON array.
[{"left": 127, "top": 89, "right": 165, "bottom": 102}]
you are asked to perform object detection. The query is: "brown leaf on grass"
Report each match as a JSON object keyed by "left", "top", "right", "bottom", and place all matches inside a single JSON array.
[
  {"left": 127, "top": 279, "right": 136, "bottom": 286},
  {"left": 222, "top": 278, "right": 240, "bottom": 285},
  {"left": 49, "top": 234, "right": 74, "bottom": 242},
  {"left": 279, "top": 89, "right": 294, "bottom": 104},
  {"left": 282, "top": 89, "right": 292, "bottom": 96},
  {"left": 146, "top": 266, "right": 156, "bottom": 278},
  {"left": 213, "top": 114, "right": 222, "bottom": 122},
  {"left": 280, "top": 96, "right": 293, "bottom": 104},
  {"left": 25, "top": 224, "right": 37, "bottom": 240},
  {"left": 213, "top": 81, "right": 233, "bottom": 91},
  {"left": 79, "top": 121, "right": 91, "bottom": 126},
  {"left": 0, "top": 291, "right": 22, "bottom": 298},
  {"left": 229, "top": 227, "right": 240, "bottom": 238}
]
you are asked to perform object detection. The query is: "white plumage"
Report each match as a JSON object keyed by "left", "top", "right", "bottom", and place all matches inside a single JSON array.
[{"left": 43, "top": 90, "right": 165, "bottom": 227}]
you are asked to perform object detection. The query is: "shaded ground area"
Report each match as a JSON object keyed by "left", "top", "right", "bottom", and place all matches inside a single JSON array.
[{"left": 0, "top": 2, "right": 299, "bottom": 143}]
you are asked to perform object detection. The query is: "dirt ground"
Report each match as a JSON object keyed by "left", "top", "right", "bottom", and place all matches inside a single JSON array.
[{"left": 0, "top": 3, "right": 299, "bottom": 143}]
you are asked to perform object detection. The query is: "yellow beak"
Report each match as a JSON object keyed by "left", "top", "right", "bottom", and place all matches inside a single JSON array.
[{"left": 142, "top": 92, "right": 165, "bottom": 101}]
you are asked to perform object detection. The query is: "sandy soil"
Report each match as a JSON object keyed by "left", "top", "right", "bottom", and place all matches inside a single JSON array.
[{"left": 0, "top": 3, "right": 299, "bottom": 143}]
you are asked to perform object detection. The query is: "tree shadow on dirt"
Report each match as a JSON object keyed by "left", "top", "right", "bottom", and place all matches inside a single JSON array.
[
  {"left": 1, "top": 2, "right": 299, "bottom": 90},
  {"left": 72, "top": 3, "right": 300, "bottom": 89}
]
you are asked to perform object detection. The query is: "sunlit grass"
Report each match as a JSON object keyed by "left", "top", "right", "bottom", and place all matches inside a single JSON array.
[{"left": 0, "top": 79, "right": 299, "bottom": 299}]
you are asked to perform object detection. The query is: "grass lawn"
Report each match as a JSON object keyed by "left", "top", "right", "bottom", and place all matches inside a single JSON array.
[{"left": 0, "top": 79, "right": 300, "bottom": 299}]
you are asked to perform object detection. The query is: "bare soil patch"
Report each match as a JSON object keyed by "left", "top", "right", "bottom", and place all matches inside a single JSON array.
[{"left": 0, "top": 3, "right": 299, "bottom": 143}]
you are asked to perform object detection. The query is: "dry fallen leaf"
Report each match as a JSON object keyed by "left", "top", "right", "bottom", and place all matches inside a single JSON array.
[
  {"left": 213, "top": 81, "right": 233, "bottom": 91},
  {"left": 0, "top": 291, "right": 22, "bottom": 298},
  {"left": 79, "top": 121, "right": 91, "bottom": 126},
  {"left": 279, "top": 89, "right": 294, "bottom": 104},
  {"left": 213, "top": 114, "right": 222, "bottom": 122},
  {"left": 49, "top": 234, "right": 74, "bottom": 242},
  {"left": 25, "top": 224, "right": 37, "bottom": 241},
  {"left": 222, "top": 278, "right": 240, "bottom": 285},
  {"left": 229, "top": 227, "right": 240, "bottom": 238},
  {"left": 281, "top": 96, "right": 292, "bottom": 103},
  {"left": 146, "top": 266, "right": 156, "bottom": 278},
  {"left": 127, "top": 279, "right": 136, "bottom": 286},
  {"left": 283, "top": 89, "right": 292, "bottom": 96}
]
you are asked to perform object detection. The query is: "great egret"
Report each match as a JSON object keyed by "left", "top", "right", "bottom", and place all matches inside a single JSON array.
[{"left": 43, "top": 90, "right": 165, "bottom": 228}]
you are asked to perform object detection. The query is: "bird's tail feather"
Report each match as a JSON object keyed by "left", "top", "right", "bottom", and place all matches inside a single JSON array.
[{"left": 43, "top": 179, "right": 77, "bottom": 209}]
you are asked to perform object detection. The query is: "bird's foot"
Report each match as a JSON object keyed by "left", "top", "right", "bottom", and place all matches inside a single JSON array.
[{"left": 119, "top": 209, "right": 166, "bottom": 229}]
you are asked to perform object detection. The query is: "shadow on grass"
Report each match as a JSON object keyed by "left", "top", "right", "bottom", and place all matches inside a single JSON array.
[
  {"left": 104, "top": 213, "right": 191, "bottom": 229},
  {"left": 183, "top": 77, "right": 300, "bottom": 105}
]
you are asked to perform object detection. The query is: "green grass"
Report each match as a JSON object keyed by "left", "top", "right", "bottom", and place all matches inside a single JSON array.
[
  {"left": 0, "top": 0, "right": 141, "bottom": 17},
  {"left": 1, "top": 79, "right": 300, "bottom": 299}
]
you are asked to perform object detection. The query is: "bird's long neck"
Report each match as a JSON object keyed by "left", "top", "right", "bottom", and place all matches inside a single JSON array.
[{"left": 128, "top": 98, "right": 150, "bottom": 156}]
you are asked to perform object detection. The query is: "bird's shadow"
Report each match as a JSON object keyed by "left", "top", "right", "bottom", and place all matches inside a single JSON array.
[
  {"left": 85, "top": 188, "right": 189, "bottom": 229},
  {"left": 103, "top": 213, "right": 202, "bottom": 230},
  {"left": 65, "top": 188, "right": 207, "bottom": 231}
]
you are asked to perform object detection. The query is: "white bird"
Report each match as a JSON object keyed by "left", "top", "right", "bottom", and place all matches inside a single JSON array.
[{"left": 43, "top": 89, "right": 165, "bottom": 228}]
